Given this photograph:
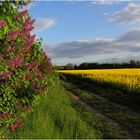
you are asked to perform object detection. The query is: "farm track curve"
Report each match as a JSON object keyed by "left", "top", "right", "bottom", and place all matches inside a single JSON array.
[{"left": 60, "top": 77, "right": 140, "bottom": 139}]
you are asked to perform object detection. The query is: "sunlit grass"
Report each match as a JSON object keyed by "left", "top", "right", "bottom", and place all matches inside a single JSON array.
[
  {"left": 7, "top": 77, "right": 123, "bottom": 139},
  {"left": 8, "top": 84, "right": 99, "bottom": 139}
]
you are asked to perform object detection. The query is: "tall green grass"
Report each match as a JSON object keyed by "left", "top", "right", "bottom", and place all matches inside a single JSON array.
[
  {"left": 8, "top": 76, "right": 122, "bottom": 139},
  {"left": 8, "top": 82, "right": 99, "bottom": 138}
]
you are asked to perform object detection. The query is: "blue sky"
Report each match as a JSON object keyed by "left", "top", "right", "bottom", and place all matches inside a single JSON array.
[{"left": 27, "top": 0, "right": 140, "bottom": 65}]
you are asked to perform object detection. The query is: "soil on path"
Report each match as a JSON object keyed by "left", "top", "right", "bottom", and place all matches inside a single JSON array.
[{"left": 60, "top": 78, "right": 140, "bottom": 139}]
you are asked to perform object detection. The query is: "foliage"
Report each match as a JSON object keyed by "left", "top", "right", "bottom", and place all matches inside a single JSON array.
[
  {"left": 65, "top": 60, "right": 140, "bottom": 70},
  {"left": 0, "top": 0, "right": 52, "bottom": 138},
  {"left": 7, "top": 80, "right": 121, "bottom": 139}
]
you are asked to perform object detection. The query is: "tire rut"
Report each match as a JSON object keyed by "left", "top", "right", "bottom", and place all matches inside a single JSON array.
[
  {"left": 61, "top": 83, "right": 138, "bottom": 139},
  {"left": 65, "top": 81, "right": 139, "bottom": 116},
  {"left": 77, "top": 84, "right": 139, "bottom": 116}
]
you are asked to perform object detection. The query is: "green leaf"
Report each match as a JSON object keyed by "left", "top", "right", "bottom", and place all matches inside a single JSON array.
[
  {"left": 3, "top": 25, "right": 9, "bottom": 35},
  {"left": 7, "top": 16, "right": 12, "bottom": 24}
]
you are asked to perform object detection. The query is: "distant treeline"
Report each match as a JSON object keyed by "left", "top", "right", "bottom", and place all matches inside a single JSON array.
[
  {"left": 56, "top": 60, "right": 140, "bottom": 70},
  {"left": 75, "top": 60, "right": 140, "bottom": 70}
]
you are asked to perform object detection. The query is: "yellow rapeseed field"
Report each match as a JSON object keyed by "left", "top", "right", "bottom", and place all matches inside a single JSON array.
[{"left": 57, "top": 69, "right": 140, "bottom": 93}]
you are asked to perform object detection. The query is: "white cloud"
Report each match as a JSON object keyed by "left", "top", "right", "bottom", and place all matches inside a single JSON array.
[
  {"left": 109, "top": 3, "right": 140, "bottom": 25},
  {"left": 90, "top": 0, "right": 125, "bottom": 5},
  {"left": 43, "top": 29, "right": 140, "bottom": 65},
  {"left": 34, "top": 18, "right": 56, "bottom": 32}
]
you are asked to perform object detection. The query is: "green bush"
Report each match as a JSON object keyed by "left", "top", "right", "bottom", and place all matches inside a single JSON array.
[{"left": 0, "top": 0, "right": 52, "bottom": 137}]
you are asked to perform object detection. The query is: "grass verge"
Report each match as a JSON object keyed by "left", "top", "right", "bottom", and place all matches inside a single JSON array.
[{"left": 8, "top": 77, "right": 122, "bottom": 139}]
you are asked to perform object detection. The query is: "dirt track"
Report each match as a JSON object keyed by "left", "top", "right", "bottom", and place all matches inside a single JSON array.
[{"left": 60, "top": 77, "right": 140, "bottom": 139}]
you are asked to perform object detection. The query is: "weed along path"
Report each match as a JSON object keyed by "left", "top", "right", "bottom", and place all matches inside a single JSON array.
[
  {"left": 62, "top": 84, "right": 132, "bottom": 138},
  {"left": 8, "top": 81, "right": 121, "bottom": 139},
  {"left": 60, "top": 75, "right": 140, "bottom": 139},
  {"left": 63, "top": 87, "right": 132, "bottom": 138},
  {"left": 8, "top": 77, "right": 139, "bottom": 139}
]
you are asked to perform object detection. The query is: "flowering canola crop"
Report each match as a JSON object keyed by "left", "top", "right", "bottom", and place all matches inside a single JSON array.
[{"left": 57, "top": 69, "right": 140, "bottom": 93}]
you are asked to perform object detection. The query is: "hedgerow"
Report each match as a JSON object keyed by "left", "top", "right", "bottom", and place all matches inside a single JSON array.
[{"left": 0, "top": 0, "right": 53, "bottom": 137}]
